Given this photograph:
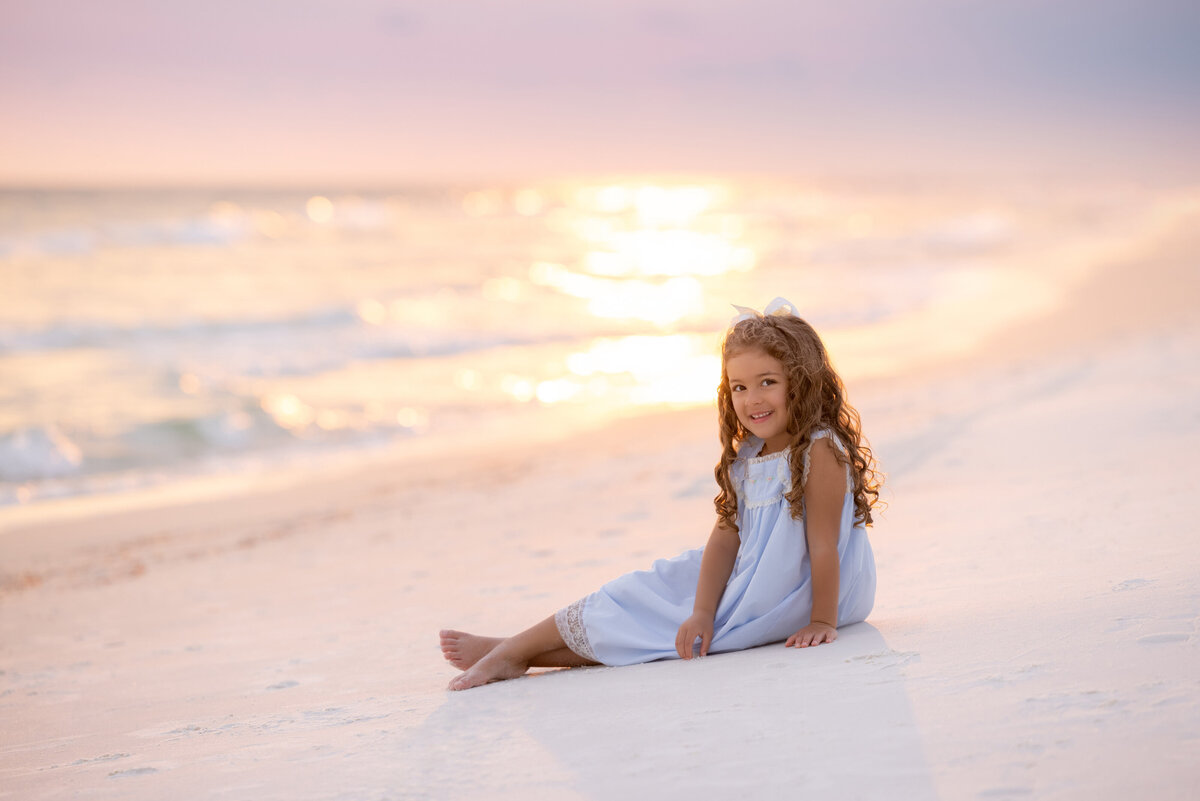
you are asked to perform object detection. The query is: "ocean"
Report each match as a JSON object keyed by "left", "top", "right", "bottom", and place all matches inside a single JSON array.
[{"left": 0, "top": 178, "right": 1172, "bottom": 509}]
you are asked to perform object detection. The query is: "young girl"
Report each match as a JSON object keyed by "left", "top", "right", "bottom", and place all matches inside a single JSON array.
[{"left": 440, "top": 297, "right": 882, "bottom": 691}]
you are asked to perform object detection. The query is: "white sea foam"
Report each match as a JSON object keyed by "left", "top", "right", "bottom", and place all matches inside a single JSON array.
[{"left": 0, "top": 425, "right": 83, "bottom": 481}]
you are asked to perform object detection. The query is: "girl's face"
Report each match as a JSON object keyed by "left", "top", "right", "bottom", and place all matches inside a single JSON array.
[{"left": 725, "top": 348, "right": 790, "bottom": 456}]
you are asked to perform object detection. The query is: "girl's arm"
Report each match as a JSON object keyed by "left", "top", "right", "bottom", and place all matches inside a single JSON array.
[
  {"left": 786, "top": 437, "right": 844, "bottom": 648},
  {"left": 675, "top": 520, "right": 740, "bottom": 659}
]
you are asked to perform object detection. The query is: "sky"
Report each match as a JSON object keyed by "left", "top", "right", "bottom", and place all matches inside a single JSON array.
[{"left": 2, "top": 0, "right": 1199, "bottom": 186}]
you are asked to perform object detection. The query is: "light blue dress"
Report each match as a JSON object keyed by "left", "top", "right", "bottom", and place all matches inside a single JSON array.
[{"left": 554, "top": 429, "right": 876, "bottom": 666}]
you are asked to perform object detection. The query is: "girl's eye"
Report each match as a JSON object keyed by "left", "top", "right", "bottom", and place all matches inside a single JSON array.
[
  {"left": 762, "top": 379, "right": 776, "bottom": 387},
  {"left": 731, "top": 384, "right": 745, "bottom": 392}
]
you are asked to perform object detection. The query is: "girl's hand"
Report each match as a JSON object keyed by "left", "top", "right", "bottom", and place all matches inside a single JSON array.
[
  {"left": 786, "top": 622, "right": 837, "bottom": 648},
  {"left": 676, "top": 612, "right": 715, "bottom": 659}
]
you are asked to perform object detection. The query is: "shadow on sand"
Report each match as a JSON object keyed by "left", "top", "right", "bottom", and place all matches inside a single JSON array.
[{"left": 399, "top": 623, "right": 937, "bottom": 800}]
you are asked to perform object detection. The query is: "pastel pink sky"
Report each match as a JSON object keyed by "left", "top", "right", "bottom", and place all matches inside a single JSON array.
[{"left": 3, "top": 0, "right": 1198, "bottom": 185}]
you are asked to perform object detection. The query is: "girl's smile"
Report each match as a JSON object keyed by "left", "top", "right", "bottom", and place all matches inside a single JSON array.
[{"left": 725, "top": 348, "right": 790, "bottom": 455}]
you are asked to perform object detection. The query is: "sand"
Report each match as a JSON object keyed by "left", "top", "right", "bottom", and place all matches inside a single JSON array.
[{"left": 2, "top": 214, "right": 1199, "bottom": 799}]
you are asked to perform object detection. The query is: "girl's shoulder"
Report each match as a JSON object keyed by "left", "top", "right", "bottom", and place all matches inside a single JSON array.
[
  {"left": 805, "top": 427, "right": 848, "bottom": 455},
  {"left": 801, "top": 428, "right": 853, "bottom": 492}
]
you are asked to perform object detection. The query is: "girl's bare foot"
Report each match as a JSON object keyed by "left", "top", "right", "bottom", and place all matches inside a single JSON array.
[
  {"left": 447, "top": 646, "right": 529, "bottom": 691},
  {"left": 439, "top": 630, "right": 502, "bottom": 670}
]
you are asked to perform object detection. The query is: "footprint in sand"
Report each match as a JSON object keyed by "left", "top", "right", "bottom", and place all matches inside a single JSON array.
[
  {"left": 1137, "top": 633, "right": 1190, "bottom": 644},
  {"left": 67, "top": 753, "right": 129, "bottom": 767},
  {"left": 1113, "top": 578, "right": 1153, "bottom": 592},
  {"left": 109, "top": 767, "right": 158, "bottom": 778},
  {"left": 848, "top": 650, "right": 920, "bottom": 667}
]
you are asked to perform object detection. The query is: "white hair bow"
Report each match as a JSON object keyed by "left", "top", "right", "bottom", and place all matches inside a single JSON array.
[{"left": 729, "top": 297, "right": 800, "bottom": 327}]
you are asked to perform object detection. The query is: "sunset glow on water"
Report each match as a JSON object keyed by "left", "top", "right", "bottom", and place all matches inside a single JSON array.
[{"left": 1, "top": 177, "right": 1185, "bottom": 506}]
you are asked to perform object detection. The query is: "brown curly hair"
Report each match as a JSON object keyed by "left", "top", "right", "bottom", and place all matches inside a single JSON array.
[{"left": 713, "top": 314, "right": 883, "bottom": 531}]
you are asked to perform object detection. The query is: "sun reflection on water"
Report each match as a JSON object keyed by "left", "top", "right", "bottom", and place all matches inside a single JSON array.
[
  {"left": 565, "top": 333, "right": 723, "bottom": 406},
  {"left": 582, "top": 229, "right": 754, "bottom": 278},
  {"left": 524, "top": 180, "right": 752, "bottom": 335},
  {"left": 489, "top": 333, "right": 723, "bottom": 409},
  {"left": 261, "top": 393, "right": 314, "bottom": 430},
  {"left": 529, "top": 263, "right": 703, "bottom": 326},
  {"left": 251, "top": 180, "right": 751, "bottom": 445},
  {"left": 305, "top": 195, "right": 335, "bottom": 224},
  {"left": 499, "top": 180, "right": 746, "bottom": 407}
]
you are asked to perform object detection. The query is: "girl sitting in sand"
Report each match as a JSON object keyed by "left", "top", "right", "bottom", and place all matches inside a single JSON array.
[{"left": 441, "top": 297, "right": 882, "bottom": 691}]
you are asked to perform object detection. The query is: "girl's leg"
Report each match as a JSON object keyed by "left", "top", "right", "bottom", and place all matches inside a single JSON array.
[
  {"left": 529, "top": 647, "right": 596, "bottom": 668},
  {"left": 441, "top": 629, "right": 595, "bottom": 671},
  {"left": 447, "top": 615, "right": 597, "bottom": 691}
]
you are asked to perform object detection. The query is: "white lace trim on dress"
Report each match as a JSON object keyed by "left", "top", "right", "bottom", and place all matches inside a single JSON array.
[
  {"left": 554, "top": 596, "right": 598, "bottom": 662},
  {"left": 733, "top": 439, "right": 791, "bottom": 506},
  {"left": 745, "top": 447, "right": 789, "bottom": 465}
]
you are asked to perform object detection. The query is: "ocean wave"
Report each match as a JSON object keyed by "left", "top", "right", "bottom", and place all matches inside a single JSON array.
[
  {"left": 0, "top": 217, "right": 249, "bottom": 258},
  {"left": 0, "top": 425, "right": 84, "bottom": 482},
  {"left": 0, "top": 409, "right": 416, "bottom": 505},
  {"left": 0, "top": 301, "right": 613, "bottom": 385},
  {"left": 0, "top": 307, "right": 360, "bottom": 354}
]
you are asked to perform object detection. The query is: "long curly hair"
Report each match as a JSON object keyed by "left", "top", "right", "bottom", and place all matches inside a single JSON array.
[{"left": 713, "top": 314, "right": 883, "bottom": 531}]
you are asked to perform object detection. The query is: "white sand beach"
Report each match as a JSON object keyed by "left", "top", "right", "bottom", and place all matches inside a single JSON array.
[{"left": 2, "top": 211, "right": 1199, "bottom": 800}]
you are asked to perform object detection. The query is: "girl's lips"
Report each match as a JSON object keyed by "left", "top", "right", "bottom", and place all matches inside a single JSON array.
[{"left": 747, "top": 410, "right": 773, "bottom": 424}]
